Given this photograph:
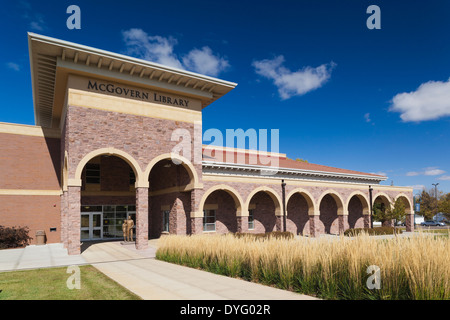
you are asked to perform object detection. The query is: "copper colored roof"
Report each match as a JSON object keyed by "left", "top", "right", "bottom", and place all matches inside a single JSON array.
[{"left": 202, "top": 147, "right": 385, "bottom": 179}]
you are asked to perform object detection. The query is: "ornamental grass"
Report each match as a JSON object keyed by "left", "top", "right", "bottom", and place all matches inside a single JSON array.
[{"left": 155, "top": 231, "right": 450, "bottom": 300}]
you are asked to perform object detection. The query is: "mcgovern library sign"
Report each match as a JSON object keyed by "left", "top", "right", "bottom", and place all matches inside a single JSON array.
[{"left": 87, "top": 80, "right": 192, "bottom": 108}]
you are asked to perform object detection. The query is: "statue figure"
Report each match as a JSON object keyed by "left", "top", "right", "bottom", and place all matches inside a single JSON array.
[
  {"left": 125, "top": 216, "right": 134, "bottom": 242},
  {"left": 122, "top": 221, "right": 128, "bottom": 242}
]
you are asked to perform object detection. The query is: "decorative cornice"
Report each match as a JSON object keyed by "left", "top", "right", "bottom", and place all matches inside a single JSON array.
[{"left": 202, "top": 161, "right": 387, "bottom": 184}]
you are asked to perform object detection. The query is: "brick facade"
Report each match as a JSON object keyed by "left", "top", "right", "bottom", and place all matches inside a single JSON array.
[{"left": 0, "top": 76, "right": 415, "bottom": 255}]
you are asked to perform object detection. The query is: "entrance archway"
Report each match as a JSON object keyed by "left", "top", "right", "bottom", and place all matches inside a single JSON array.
[
  {"left": 147, "top": 157, "right": 196, "bottom": 238},
  {"left": 80, "top": 154, "right": 137, "bottom": 241}
]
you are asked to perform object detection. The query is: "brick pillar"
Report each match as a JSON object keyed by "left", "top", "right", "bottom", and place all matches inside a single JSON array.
[
  {"left": 190, "top": 217, "right": 203, "bottom": 234},
  {"left": 364, "top": 215, "right": 371, "bottom": 229},
  {"left": 67, "top": 186, "right": 81, "bottom": 255},
  {"left": 237, "top": 216, "right": 248, "bottom": 233},
  {"left": 338, "top": 215, "right": 349, "bottom": 234},
  {"left": 406, "top": 214, "right": 415, "bottom": 232},
  {"left": 190, "top": 188, "right": 203, "bottom": 235},
  {"left": 275, "top": 215, "right": 283, "bottom": 231},
  {"left": 61, "top": 191, "right": 68, "bottom": 248},
  {"left": 135, "top": 187, "right": 149, "bottom": 250},
  {"left": 309, "top": 215, "right": 320, "bottom": 237},
  {"left": 170, "top": 198, "right": 186, "bottom": 235}
]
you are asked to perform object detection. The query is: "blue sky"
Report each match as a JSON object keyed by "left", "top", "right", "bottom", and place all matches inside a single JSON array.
[{"left": 1, "top": 0, "right": 449, "bottom": 193}]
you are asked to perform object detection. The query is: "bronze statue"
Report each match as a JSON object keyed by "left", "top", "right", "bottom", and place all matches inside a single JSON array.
[{"left": 122, "top": 216, "right": 135, "bottom": 242}]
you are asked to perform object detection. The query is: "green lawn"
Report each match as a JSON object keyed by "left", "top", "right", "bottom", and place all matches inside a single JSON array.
[{"left": 0, "top": 265, "right": 141, "bottom": 300}]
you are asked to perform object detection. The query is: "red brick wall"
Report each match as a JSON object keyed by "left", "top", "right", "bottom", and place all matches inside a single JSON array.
[
  {"left": 0, "top": 133, "right": 60, "bottom": 190},
  {"left": 0, "top": 195, "right": 61, "bottom": 244},
  {"left": 0, "top": 132, "right": 61, "bottom": 245},
  {"left": 65, "top": 105, "right": 201, "bottom": 181}
]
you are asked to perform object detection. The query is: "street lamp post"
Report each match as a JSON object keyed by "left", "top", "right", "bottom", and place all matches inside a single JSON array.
[
  {"left": 432, "top": 183, "right": 439, "bottom": 219},
  {"left": 369, "top": 185, "right": 373, "bottom": 229},
  {"left": 281, "top": 179, "right": 286, "bottom": 232}
]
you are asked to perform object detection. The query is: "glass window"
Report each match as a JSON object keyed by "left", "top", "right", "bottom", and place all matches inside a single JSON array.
[
  {"left": 81, "top": 215, "right": 90, "bottom": 228},
  {"left": 86, "top": 163, "right": 100, "bottom": 184},
  {"left": 203, "top": 209, "right": 216, "bottom": 232},
  {"left": 248, "top": 209, "right": 255, "bottom": 230},
  {"left": 163, "top": 210, "right": 170, "bottom": 232}
]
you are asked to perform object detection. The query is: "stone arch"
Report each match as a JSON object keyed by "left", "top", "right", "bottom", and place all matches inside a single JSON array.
[
  {"left": 245, "top": 186, "right": 283, "bottom": 233},
  {"left": 317, "top": 190, "right": 346, "bottom": 215},
  {"left": 347, "top": 191, "right": 370, "bottom": 229},
  {"left": 286, "top": 188, "right": 315, "bottom": 235},
  {"left": 373, "top": 192, "right": 392, "bottom": 208},
  {"left": 373, "top": 192, "right": 393, "bottom": 227},
  {"left": 245, "top": 186, "right": 283, "bottom": 216},
  {"left": 346, "top": 191, "right": 370, "bottom": 215},
  {"left": 317, "top": 190, "right": 346, "bottom": 234},
  {"left": 199, "top": 184, "right": 245, "bottom": 217},
  {"left": 394, "top": 193, "right": 413, "bottom": 214},
  {"left": 72, "top": 147, "right": 144, "bottom": 187},
  {"left": 144, "top": 153, "right": 200, "bottom": 190},
  {"left": 286, "top": 188, "right": 316, "bottom": 215}
]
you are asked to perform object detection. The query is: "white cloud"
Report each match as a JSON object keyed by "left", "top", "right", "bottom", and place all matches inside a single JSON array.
[
  {"left": 6, "top": 62, "right": 20, "bottom": 71},
  {"left": 406, "top": 167, "right": 445, "bottom": 177},
  {"left": 438, "top": 175, "right": 450, "bottom": 181},
  {"left": 252, "top": 55, "right": 335, "bottom": 100},
  {"left": 424, "top": 167, "right": 445, "bottom": 176},
  {"left": 122, "top": 28, "right": 229, "bottom": 77},
  {"left": 364, "top": 113, "right": 371, "bottom": 122},
  {"left": 182, "top": 47, "right": 229, "bottom": 77},
  {"left": 390, "top": 78, "right": 450, "bottom": 121},
  {"left": 122, "top": 28, "right": 183, "bottom": 69}
]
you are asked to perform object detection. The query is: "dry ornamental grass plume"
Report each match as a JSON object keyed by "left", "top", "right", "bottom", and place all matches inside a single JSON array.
[{"left": 156, "top": 231, "right": 450, "bottom": 300}]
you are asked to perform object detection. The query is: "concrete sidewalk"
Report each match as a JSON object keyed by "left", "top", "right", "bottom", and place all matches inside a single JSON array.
[
  {"left": 82, "top": 241, "right": 316, "bottom": 300},
  {"left": 0, "top": 240, "right": 317, "bottom": 300},
  {"left": 0, "top": 243, "right": 87, "bottom": 272}
]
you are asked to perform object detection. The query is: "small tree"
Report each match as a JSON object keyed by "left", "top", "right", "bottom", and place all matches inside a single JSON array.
[
  {"left": 372, "top": 202, "right": 388, "bottom": 225},
  {"left": 385, "top": 198, "right": 407, "bottom": 236},
  {"left": 438, "top": 192, "right": 450, "bottom": 222}
]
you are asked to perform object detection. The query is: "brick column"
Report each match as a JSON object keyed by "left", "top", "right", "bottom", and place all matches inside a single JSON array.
[
  {"left": 190, "top": 217, "right": 203, "bottom": 234},
  {"left": 309, "top": 215, "right": 320, "bottom": 237},
  {"left": 364, "top": 214, "right": 371, "bottom": 229},
  {"left": 61, "top": 191, "right": 68, "bottom": 248},
  {"left": 275, "top": 215, "right": 283, "bottom": 232},
  {"left": 405, "top": 214, "right": 415, "bottom": 232},
  {"left": 338, "top": 215, "right": 349, "bottom": 234},
  {"left": 169, "top": 198, "right": 186, "bottom": 235},
  {"left": 135, "top": 187, "right": 149, "bottom": 250},
  {"left": 67, "top": 186, "right": 81, "bottom": 255},
  {"left": 190, "top": 188, "right": 203, "bottom": 235},
  {"left": 237, "top": 216, "right": 248, "bottom": 233}
]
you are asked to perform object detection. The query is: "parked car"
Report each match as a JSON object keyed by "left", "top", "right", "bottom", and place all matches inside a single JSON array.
[{"left": 420, "top": 221, "right": 445, "bottom": 227}]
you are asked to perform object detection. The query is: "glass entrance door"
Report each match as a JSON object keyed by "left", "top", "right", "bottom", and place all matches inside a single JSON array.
[{"left": 81, "top": 211, "right": 103, "bottom": 241}]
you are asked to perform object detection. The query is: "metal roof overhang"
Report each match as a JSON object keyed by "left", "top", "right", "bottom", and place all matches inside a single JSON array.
[{"left": 28, "top": 33, "right": 238, "bottom": 128}]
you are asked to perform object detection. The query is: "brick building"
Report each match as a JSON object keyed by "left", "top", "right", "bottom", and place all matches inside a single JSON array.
[{"left": 0, "top": 34, "right": 414, "bottom": 255}]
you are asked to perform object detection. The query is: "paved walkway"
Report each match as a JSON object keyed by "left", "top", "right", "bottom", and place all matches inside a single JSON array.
[{"left": 0, "top": 240, "right": 317, "bottom": 300}]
